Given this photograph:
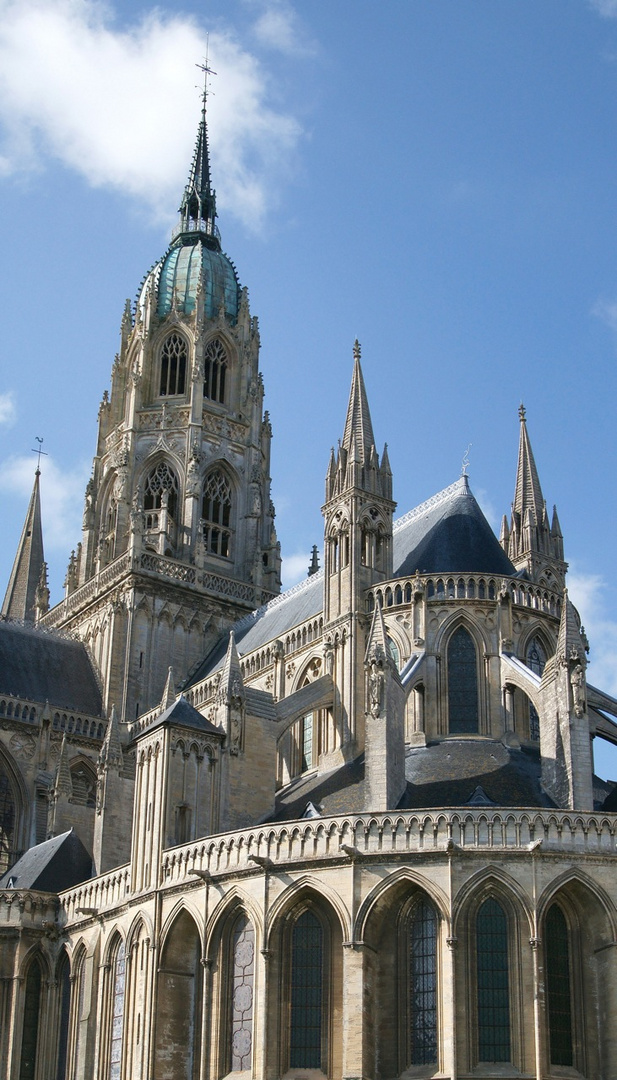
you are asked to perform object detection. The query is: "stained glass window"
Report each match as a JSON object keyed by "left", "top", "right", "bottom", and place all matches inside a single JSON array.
[
  {"left": 160, "top": 333, "right": 187, "bottom": 397},
  {"left": 204, "top": 338, "right": 227, "bottom": 404},
  {"left": 56, "top": 953, "right": 71, "bottom": 1080},
  {"left": 290, "top": 910, "right": 323, "bottom": 1069},
  {"left": 408, "top": 899, "right": 438, "bottom": 1066},
  {"left": 526, "top": 638, "right": 546, "bottom": 741},
  {"left": 448, "top": 626, "right": 479, "bottom": 734},
  {"left": 109, "top": 941, "right": 125, "bottom": 1080},
  {"left": 302, "top": 714, "right": 314, "bottom": 772},
  {"left": 0, "top": 763, "right": 16, "bottom": 875},
  {"left": 546, "top": 905, "right": 573, "bottom": 1066},
  {"left": 19, "top": 960, "right": 41, "bottom": 1080},
  {"left": 231, "top": 915, "right": 254, "bottom": 1071},
  {"left": 477, "top": 898, "right": 510, "bottom": 1062}
]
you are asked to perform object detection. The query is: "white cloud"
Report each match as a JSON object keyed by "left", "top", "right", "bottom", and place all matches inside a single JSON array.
[
  {"left": 591, "top": 296, "right": 617, "bottom": 333},
  {"left": 281, "top": 550, "right": 315, "bottom": 589},
  {"left": 0, "top": 391, "right": 16, "bottom": 427},
  {"left": 0, "top": 453, "right": 89, "bottom": 554},
  {"left": 0, "top": 0, "right": 302, "bottom": 230},
  {"left": 568, "top": 567, "right": 617, "bottom": 697},
  {"left": 251, "top": 0, "right": 315, "bottom": 56},
  {"left": 590, "top": 0, "right": 617, "bottom": 16}
]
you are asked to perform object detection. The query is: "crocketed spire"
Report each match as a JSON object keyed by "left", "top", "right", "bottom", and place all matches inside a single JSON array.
[
  {"left": 512, "top": 403, "right": 545, "bottom": 521},
  {"left": 341, "top": 340, "right": 376, "bottom": 466},
  {"left": 1, "top": 469, "right": 45, "bottom": 624}
]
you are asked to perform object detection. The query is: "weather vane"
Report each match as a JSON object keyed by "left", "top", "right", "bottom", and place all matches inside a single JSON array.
[
  {"left": 31, "top": 436, "right": 48, "bottom": 473},
  {"left": 196, "top": 38, "right": 217, "bottom": 107},
  {"left": 461, "top": 443, "right": 472, "bottom": 476}
]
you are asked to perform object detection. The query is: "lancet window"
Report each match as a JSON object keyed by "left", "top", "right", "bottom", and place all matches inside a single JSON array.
[
  {"left": 526, "top": 637, "right": 546, "bottom": 740},
  {"left": 447, "top": 626, "right": 479, "bottom": 734},
  {"left": 407, "top": 898, "right": 438, "bottom": 1066},
  {"left": 476, "top": 898, "right": 510, "bottom": 1063},
  {"left": 204, "top": 338, "right": 227, "bottom": 404},
  {"left": 0, "top": 762, "right": 16, "bottom": 875},
  {"left": 143, "top": 463, "right": 179, "bottom": 531},
  {"left": 290, "top": 910, "right": 324, "bottom": 1069},
  {"left": 159, "top": 332, "right": 187, "bottom": 397},
  {"left": 19, "top": 958, "right": 42, "bottom": 1080},
  {"left": 230, "top": 915, "right": 255, "bottom": 1072},
  {"left": 202, "top": 470, "right": 232, "bottom": 557},
  {"left": 545, "top": 904, "right": 573, "bottom": 1067},
  {"left": 109, "top": 941, "right": 126, "bottom": 1080}
]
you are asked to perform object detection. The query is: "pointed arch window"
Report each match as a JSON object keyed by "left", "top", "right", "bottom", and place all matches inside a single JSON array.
[
  {"left": 159, "top": 332, "right": 187, "bottom": 397},
  {"left": 144, "top": 462, "right": 179, "bottom": 530},
  {"left": 407, "top": 898, "right": 438, "bottom": 1066},
  {"left": 0, "top": 762, "right": 16, "bottom": 875},
  {"left": 476, "top": 898, "right": 510, "bottom": 1063},
  {"left": 290, "top": 910, "right": 324, "bottom": 1069},
  {"left": 71, "top": 762, "right": 96, "bottom": 807},
  {"left": 204, "top": 338, "right": 227, "bottom": 404},
  {"left": 109, "top": 940, "right": 126, "bottom": 1080},
  {"left": 526, "top": 637, "right": 546, "bottom": 741},
  {"left": 202, "top": 470, "right": 232, "bottom": 557},
  {"left": 56, "top": 952, "right": 71, "bottom": 1080},
  {"left": 545, "top": 904, "right": 573, "bottom": 1067},
  {"left": 230, "top": 914, "right": 255, "bottom": 1072},
  {"left": 448, "top": 626, "right": 479, "bottom": 734},
  {"left": 19, "top": 958, "right": 42, "bottom": 1080}
]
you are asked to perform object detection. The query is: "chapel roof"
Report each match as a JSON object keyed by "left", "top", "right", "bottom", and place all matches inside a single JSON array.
[
  {"left": 0, "top": 829, "right": 92, "bottom": 891},
  {"left": 0, "top": 620, "right": 103, "bottom": 715}
]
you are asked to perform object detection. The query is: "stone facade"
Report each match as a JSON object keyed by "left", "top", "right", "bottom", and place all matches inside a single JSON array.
[{"left": 1, "top": 97, "right": 617, "bottom": 1080}]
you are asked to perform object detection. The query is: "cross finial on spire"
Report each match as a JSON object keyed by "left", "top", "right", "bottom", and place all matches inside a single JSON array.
[
  {"left": 196, "top": 39, "right": 217, "bottom": 116},
  {"left": 31, "top": 436, "right": 48, "bottom": 475},
  {"left": 353, "top": 339, "right": 361, "bottom": 362},
  {"left": 519, "top": 402, "right": 526, "bottom": 422}
]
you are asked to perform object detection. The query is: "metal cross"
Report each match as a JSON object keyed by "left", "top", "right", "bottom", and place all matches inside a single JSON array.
[
  {"left": 196, "top": 41, "right": 217, "bottom": 107},
  {"left": 31, "top": 436, "right": 48, "bottom": 473}
]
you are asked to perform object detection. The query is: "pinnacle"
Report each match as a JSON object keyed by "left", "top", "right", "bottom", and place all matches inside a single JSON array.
[
  {"left": 1, "top": 468, "right": 45, "bottom": 624},
  {"left": 341, "top": 342, "right": 376, "bottom": 466},
  {"left": 512, "top": 405, "right": 544, "bottom": 521}
]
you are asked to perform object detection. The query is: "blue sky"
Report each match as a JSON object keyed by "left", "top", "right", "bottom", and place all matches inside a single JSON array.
[{"left": 0, "top": 0, "right": 616, "bottom": 771}]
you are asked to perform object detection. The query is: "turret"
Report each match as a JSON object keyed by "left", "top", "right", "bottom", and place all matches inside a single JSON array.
[
  {"left": 322, "top": 341, "right": 396, "bottom": 758},
  {"left": 506, "top": 405, "right": 567, "bottom": 588}
]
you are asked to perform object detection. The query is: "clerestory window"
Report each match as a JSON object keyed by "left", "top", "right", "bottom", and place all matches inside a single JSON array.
[
  {"left": 159, "top": 333, "right": 187, "bottom": 397},
  {"left": 202, "top": 470, "right": 232, "bottom": 557},
  {"left": 448, "top": 626, "right": 479, "bottom": 734},
  {"left": 204, "top": 338, "right": 227, "bottom": 404},
  {"left": 526, "top": 637, "right": 546, "bottom": 741}
]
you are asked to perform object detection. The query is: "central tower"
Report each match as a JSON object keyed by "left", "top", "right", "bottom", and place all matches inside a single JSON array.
[{"left": 41, "top": 91, "right": 281, "bottom": 719}]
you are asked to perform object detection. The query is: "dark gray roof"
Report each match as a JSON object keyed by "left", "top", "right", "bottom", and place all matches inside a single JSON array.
[
  {"left": 183, "top": 572, "right": 324, "bottom": 686},
  {"left": 393, "top": 476, "right": 516, "bottom": 578},
  {"left": 141, "top": 695, "right": 222, "bottom": 736},
  {"left": 271, "top": 738, "right": 553, "bottom": 820},
  {"left": 0, "top": 829, "right": 92, "bottom": 891},
  {"left": 0, "top": 620, "right": 103, "bottom": 715}
]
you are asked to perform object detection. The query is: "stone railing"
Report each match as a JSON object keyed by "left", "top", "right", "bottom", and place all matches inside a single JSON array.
[
  {"left": 367, "top": 574, "right": 562, "bottom": 618},
  {"left": 161, "top": 808, "right": 617, "bottom": 885},
  {"left": 59, "top": 865, "right": 131, "bottom": 921}
]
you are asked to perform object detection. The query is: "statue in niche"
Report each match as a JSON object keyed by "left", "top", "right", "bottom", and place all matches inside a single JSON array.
[
  {"left": 570, "top": 663, "right": 586, "bottom": 718},
  {"left": 368, "top": 657, "right": 385, "bottom": 719}
]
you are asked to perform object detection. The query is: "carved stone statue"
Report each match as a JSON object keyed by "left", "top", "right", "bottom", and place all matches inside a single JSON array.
[{"left": 570, "top": 663, "right": 586, "bottom": 718}]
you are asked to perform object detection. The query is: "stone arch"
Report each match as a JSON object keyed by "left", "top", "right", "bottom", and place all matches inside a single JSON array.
[
  {"left": 206, "top": 889, "right": 261, "bottom": 1079},
  {"left": 159, "top": 898, "right": 204, "bottom": 955},
  {"left": 206, "top": 886, "right": 264, "bottom": 951},
  {"left": 267, "top": 875, "right": 351, "bottom": 943},
  {"left": 154, "top": 907, "right": 203, "bottom": 1080},
  {"left": 537, "top": 866, "right": 617, "bottom": 937},
  {"left": 452, "top": 864, "right": 533, "bottom": 937},
  {"left": 356, "top": 865, "right": 450, "bottom": 942},
  {"left": 435, "top": 609, "right": 491, "bottom": 655}
]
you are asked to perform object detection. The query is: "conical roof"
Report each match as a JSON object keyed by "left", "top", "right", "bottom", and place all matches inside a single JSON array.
[{"left": 393, "top": 476, "right": 516, "bottom": 577}]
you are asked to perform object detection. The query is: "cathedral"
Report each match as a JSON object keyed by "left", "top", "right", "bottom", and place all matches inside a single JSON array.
[{"left": 1, "top": 88, "right": 617, "bottom": 1080}]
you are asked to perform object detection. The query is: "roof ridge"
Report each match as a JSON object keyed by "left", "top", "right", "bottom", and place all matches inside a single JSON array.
[
  {"left": 393, "top": 477, "right": 467, "bottom": 533},
  {"left": 233, "top": 568, "right": 324, "bottom": 636}
]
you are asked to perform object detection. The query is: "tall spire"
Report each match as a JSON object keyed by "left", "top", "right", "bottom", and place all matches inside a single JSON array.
[
  {"left": 512, "top": 403, "right": 544, "bottom": 521},
  {"left": 2, "top": 469, "right": 45, "bottom": 623},
  {"left": 177, "top": 60, "right": 220, "bottom": 249},
  {"left": 341, "top": 340, "right": 376, "bottom": 465}
]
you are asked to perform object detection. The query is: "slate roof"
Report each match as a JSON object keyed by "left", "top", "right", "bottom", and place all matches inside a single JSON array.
[
  {"left": 0, "top": 829, "right": 92, "bottom": 891},
  {"left": 183, "top": 571, "right": 324, "bottom": 687},
  {"left": 185, "top": 477, "right": 514, "bottom": 688},
  {"left": 271, "top": 739, "right": 554, "bottom": 821},
  {"left": 0, "top": 620, "right": 103, "bottom": 715},
  {"left": 140, "top": 695, "right": 222, "bottom": 736},
  {"left": 393, "top": 476, "right": 516, "bottom": 578}
]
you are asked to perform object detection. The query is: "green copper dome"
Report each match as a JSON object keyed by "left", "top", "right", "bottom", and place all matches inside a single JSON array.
[{"left": 156, "top": 237, "right": 240, "bottom": 321}]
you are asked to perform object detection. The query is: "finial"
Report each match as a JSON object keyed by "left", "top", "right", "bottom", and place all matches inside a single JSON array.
[
  {"left": 196, "top": 39, "right": 217, "bottom": 115},
  {"left": 519, "top": 402, "right": 526, "bottom": 422},
  {"left": 461, "top": 443, "right": 472, "bottom": 476},
  {"left": 353, "top": 339, "right": 361, "bottom": 362},
  {"left": 308, "top": 545, "right": 320, "bottom": 577},
  {"left": 31, "top": 436, "right": 48, "bottom": 475}
]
